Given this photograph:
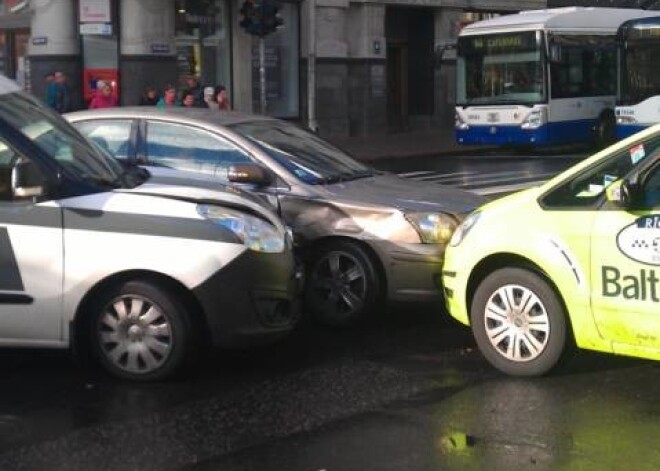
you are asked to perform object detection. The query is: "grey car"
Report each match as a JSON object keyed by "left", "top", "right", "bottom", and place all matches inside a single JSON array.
[{"left": 66, "top": 108, "right": 486, "bottom": 326}]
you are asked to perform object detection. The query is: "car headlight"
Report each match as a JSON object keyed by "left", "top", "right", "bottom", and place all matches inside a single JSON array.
[
  {"left": 197, "top": 204, "right": 285, "bottom": 253},
  {"left": 406, "top": 212, "right": 458, "bottom": 244},
  {"left": 449, "top": 211, "right": 481, "bottom": 247}
]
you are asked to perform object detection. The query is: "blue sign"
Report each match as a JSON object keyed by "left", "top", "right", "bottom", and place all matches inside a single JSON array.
[{"left": 32, "top": 37, "right": 48, "bottom": 46}]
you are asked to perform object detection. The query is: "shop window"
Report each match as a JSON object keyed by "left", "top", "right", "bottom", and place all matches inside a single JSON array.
[{"left": 175, "top": 0, "right": 231, "bottom": 96}]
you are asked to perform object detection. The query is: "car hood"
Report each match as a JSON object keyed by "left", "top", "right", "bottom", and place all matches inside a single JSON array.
[
  {"left": 119, "top": 166, "right": 282, "bottom": 227},
  {"left": 313, "top": 173, "right": 487, "bottom": 215}
]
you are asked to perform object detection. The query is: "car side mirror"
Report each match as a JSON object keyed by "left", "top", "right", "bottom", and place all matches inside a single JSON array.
[
  {"left": 606, "top": 179, "right": 641, "bottom": 209},
  {"left": 11, "top": 158, "right": 44, "bottom": 199},
  {"left": 227, "top": 163, "right": 272, "bottom": 187}
]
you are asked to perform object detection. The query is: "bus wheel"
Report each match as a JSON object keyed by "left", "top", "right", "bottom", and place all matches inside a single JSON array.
[{"left": 594, "top": 112, "right": 616, "bottom": 149}]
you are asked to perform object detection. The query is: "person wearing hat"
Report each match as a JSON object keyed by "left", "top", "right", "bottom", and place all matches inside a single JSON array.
[{"left": 89, "top": 80, "right": 118, "bottom": 109}]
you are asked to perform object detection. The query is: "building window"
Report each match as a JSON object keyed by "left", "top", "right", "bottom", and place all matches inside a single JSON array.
[
  {"left": 251, "top": 2, "right": 299, "bottom": 118},
  {"left": 175, "top": 0, "right": 232, "bottom": 95}
]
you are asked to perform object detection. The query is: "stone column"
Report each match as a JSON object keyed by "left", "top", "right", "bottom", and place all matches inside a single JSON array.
[
  {"left": 346, "top": 3, "right": 386, "bottom": 136},
  {"left": 29, "top": 0, "right": 82, "bottom": 108},
  {"left": 434, "top": 8, "right": 463, "bottom": 129},
  {"left": 120, "top": 0, "right": 177, "bottom": 105}
]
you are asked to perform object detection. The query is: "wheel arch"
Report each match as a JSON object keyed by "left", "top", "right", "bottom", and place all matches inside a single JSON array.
[{"left": 71, "top": 270, "right": 210, "bottom": 356}]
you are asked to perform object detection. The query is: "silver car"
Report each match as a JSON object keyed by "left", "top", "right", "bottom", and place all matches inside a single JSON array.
[{"left": 66, "top": 108, "right": 486, "bottom": 326}]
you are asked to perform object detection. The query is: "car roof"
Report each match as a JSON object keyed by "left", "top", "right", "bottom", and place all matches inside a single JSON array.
[{"left": 65, "top": 107, "right": 277, "bottom": 128}]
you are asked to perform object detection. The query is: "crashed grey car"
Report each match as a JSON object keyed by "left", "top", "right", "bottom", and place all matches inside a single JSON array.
[{"left": 66, "top": 108, "right": 486, "bottom": 326}]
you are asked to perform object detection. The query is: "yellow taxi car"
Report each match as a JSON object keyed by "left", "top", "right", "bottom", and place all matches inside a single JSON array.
[{"left": 443, "top": 125, "right": 660, "bottom": 376}]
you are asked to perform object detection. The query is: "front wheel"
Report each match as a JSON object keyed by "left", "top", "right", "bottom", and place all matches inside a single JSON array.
[
  {"left": 470, "top": 268, "right": 567, "bottom": 377},
  {"left": 90, "top": 280, "right": 193, "bottom": 381},
  {"left": 304, "top": 241, "right": 381, "bottom": 327}
]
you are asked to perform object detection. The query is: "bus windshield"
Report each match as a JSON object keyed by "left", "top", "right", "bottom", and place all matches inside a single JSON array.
[
  {"left": 619, "top": 32, "right": 660, "bottom": 106},
  {"left": 457, "top": 31, "right": 545, "bottom": 106}
]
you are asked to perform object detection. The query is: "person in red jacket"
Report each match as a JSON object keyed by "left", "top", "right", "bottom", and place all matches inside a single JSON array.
[{"left": 89, "top": 80, "right": 118, "bottom": 109}]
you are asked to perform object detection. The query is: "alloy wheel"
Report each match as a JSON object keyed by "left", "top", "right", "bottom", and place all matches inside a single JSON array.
[{"left": 310, "top": 250, "right": 367, "bottom": 318}]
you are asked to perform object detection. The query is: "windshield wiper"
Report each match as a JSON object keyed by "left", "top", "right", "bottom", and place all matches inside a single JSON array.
[{"left": 318, "top": 170, "right": 375, "bottom": 184}]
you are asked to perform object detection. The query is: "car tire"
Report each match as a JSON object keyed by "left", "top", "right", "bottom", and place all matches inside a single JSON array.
[
  {"left": 304, "top": 241, "right": 381, "bottom": 327},
  {"left": 90, "top": 280, "right": 192, "bottom": 381},
  {"left": 470, "top": 268, "right": 567, "bottom": 377}
]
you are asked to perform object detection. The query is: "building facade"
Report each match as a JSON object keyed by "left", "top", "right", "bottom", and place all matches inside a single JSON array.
[{"left": 0, "top": 0, "right": 547, "bottom": 138}]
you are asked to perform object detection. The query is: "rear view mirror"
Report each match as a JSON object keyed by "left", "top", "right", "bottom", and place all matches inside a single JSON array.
[
  {"left": 11, "top": 158, "right": 44, "bottom": 199},
  {"left": 548, "top": 43, "right": 562, "bottom": 63},
  {"left": 606, "top": 179, "right": 641, "bottom": 209},
  {"left": 227, "top": 163, "right": 272, "bottom": 187}
]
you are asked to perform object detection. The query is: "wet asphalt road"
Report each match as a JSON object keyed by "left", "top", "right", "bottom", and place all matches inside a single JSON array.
[{"left": 4, "top": 149, "right": 660, "bottom": 471}]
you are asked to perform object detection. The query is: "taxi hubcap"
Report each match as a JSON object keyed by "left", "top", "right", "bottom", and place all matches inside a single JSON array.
[
  {"left": 483, "top": 284, "right": 550, "bottom": 362},
  {"left": 98, "top": 295, "right": 173, "bottom": 374}
]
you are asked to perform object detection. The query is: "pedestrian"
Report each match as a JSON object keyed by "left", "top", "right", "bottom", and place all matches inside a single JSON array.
[
  {"left": 203, "top": 86, "right": 217, "bottom": 109},
  {"left": 89, "top": 80, "right": 118, "bottom": 109},
  {"left": 215, "top": 85, "right": 230, "bottom": 110},
  {"left": 44, "top": 72, "right": 58, "bottom": 109},
  {"left": 184, "top": 75, "right": 205, "bottom": 107},
  {"left": 52, "top": 71, "right": 72, "bottom": 113},
  {"left": 181, "top": 91, "right": 196, "bottom": 108},
  {"left": 156, "top": 85, "right": 177, "bottom": 107},
  {"left": 139, "top": 86, "right": 160, "bottom": 106}
]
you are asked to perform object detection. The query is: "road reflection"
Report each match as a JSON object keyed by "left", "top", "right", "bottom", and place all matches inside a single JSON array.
[{"left": 433, "top": 364, "right": 660, "bottom": 471}]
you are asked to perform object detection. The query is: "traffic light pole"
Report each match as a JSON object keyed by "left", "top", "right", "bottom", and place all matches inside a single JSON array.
[
  {"left": 259, "top": 36, "right": 267, "bottom": 114},
  {"left": 307, "top": 0, "right": 318, "bottom": 132}
]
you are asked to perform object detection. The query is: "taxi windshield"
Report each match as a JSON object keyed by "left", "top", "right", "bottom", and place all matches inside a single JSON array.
[
  {"left": 542, "top": 137, "right": 660, "bottom": 208},
  {"left": 0, "top": 91, "right": 124, "bottom": 185}
]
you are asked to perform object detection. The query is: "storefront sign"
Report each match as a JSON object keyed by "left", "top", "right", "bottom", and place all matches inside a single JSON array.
[
  {"left": 31, "top": 36, "right": 47, "bottom": 46},
  {"left": 79, "top": 0, "right": 111, "bottom": 23},
  {"left": 80, "top": 22, "right": 112, "bottom": 36}
]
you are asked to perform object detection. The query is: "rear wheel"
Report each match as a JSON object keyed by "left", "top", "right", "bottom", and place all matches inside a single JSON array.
[
  {"left": 90, "top": 280, "right": 192, "bottom": 381},
  {"left": 304, "top": 241, "right": 381, "bottom": 327},
  {"left": 470, "top": 268, "right": 567, "bottom": 377}
]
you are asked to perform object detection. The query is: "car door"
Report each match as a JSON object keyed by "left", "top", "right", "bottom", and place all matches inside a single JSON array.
[
  {"left": 70, "top": 119, "right": 137, "bottom": 162},
  {"left": 590, "top": 152, "right": 660, "bottom": 349},
  {"left": 0, "top": 136, "right": 63, "bottom": 344}
]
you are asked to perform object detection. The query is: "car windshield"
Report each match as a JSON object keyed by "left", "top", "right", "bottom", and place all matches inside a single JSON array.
[
  {"left": 0, "top": 91, "right": 124, "bottom": 186},
  {"left": 228, "top": 120, "right": 374, "bottom": 185}
]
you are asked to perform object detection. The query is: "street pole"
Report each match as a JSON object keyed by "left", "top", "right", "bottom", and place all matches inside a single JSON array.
[
  {"left": 307, "top": 0, "right": 317, "bottom": 132},
  {"left": 259, "top": 36, "right": 267, "bottom": 114}
]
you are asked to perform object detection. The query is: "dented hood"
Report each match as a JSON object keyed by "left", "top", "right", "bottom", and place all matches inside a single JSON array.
[{"left": 312, "top": 173, "right": 486, "bottom": 215}]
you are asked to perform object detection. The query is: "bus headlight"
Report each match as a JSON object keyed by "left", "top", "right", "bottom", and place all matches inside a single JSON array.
[
  {"left": 521, "top": 109, "right": 546, "bottom": 130},
  {"left": 406, "top": 212, "right": 459, "bottom": 244},
  {"left": 197, "top": 205, "right": 286, "bottom": 253},
  {"left": 617, "top": 115, "right": 637, "bottom": 125},
  {"left": 455, "top": 112, "right": 470, "bottom": 130}
]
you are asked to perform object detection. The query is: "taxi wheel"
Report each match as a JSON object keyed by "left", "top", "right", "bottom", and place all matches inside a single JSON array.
[
  {"left": 471, "top": 268, "right": 567, "bottom": 377},
  {"left": 90, "top": 281, "right": 192, "bottom": 381},
  {"left": 304, "top": 241, "right": 381, "bottom": 327}
]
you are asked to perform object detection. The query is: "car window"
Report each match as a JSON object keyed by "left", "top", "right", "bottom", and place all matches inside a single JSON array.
[
  {"left": 542, "top": 137, "right": 660, "bottom": 208},
  {"left": 72, "top": 120, "right": 133, "bottom": 159},
  {"left": 145, "top": 121, "right": 252, "bottom": 179}
]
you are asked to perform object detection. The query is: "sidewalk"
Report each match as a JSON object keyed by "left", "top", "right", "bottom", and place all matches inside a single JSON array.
[{"left": 326, "top": 127, "right": 489, "bottom": 162}]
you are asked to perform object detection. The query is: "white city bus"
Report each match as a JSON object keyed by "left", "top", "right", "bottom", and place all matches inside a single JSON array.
[
  {"left": 455, "top": 7, "right": 657, "bottom": 148},
  {"left": 616, "top": 16, "right": 660, "bottom": 140}
]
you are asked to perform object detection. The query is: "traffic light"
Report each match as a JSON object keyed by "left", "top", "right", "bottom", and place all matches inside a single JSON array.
[{"left": 238, "top": 0, "right": 283, "bottom": 37}]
